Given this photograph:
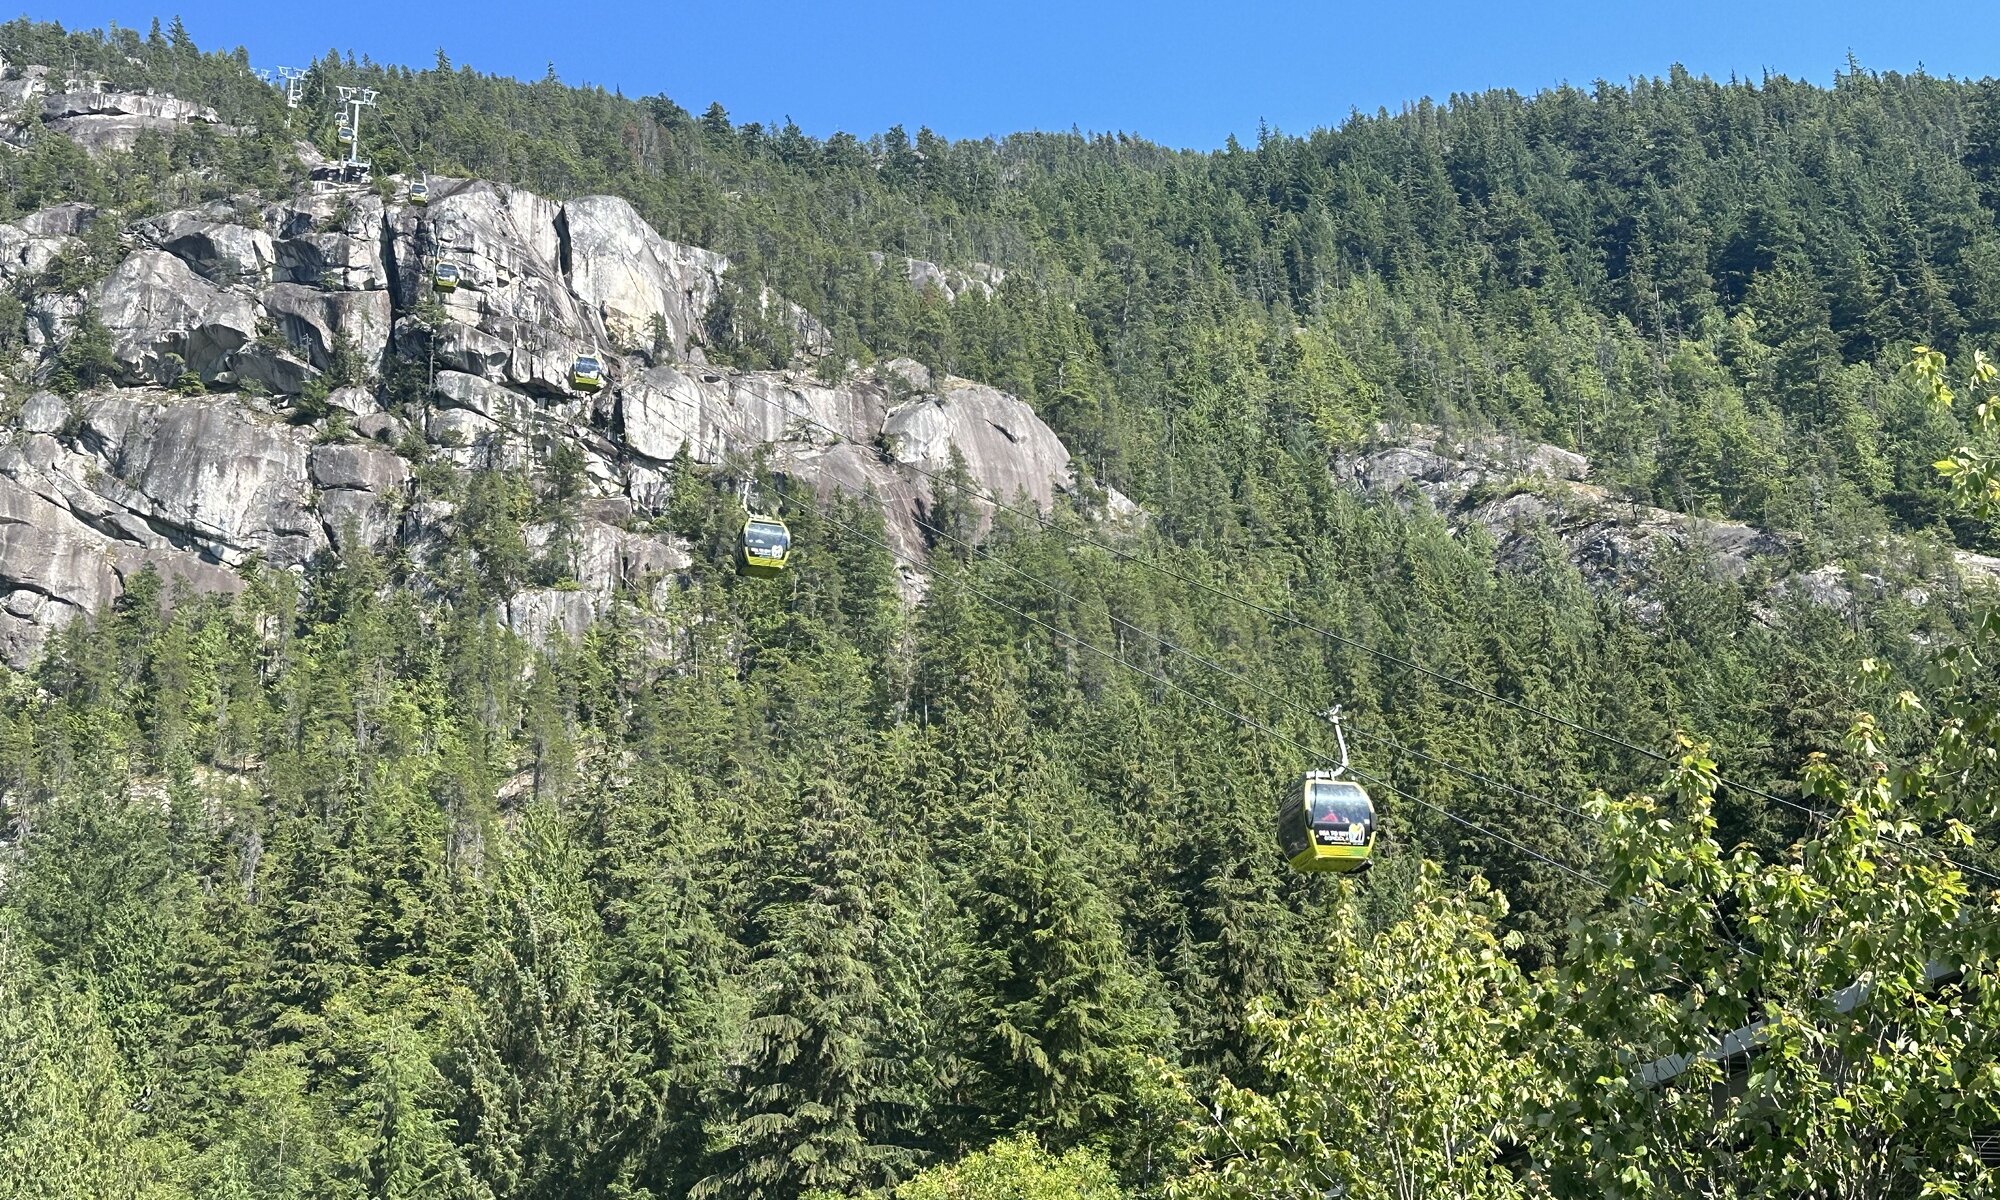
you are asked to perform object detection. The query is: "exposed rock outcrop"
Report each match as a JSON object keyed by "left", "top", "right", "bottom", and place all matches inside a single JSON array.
[
  {"left": 1340, "top": 426, "right": 1589, "bottom": 499},
  {"left": 610, "top": 356, "right": 1083, "bottom": 563},
  {"left": 1, "top": 153, "right": 1100, "bottom": 663},
  {"left": 309, "top": 442, "right": 408, "bottom": 551},
  {"left": 0, "top": 467, "right": 247, "bottom": 667},
  {"left": 871, "top": 253, "right": 1006, "bottom": 303},
  {"left": 0, "top": 203, "right": 93, "bottom": 286},
  {"left": 29, "top": 87, "right": 236, "bottom": 154},
  {"left": 0, "top": 65, "right": 51, "bottom": 111},
  {"left": 562, "top": 194, "right": 727, "bottom": 357},
  {"left": 504, "top": 587, "right": 601, "bottom": 646},
  {"left": 1339, "top": 426, "right": 1794, "bottom": 598},
  {"left": 882, "top": 375, "right": 1074, "bottom": 512},
  {"left": 94, "top": 250, "right": 261, "bottom": 385},
  {"left": 616, "top": 363, "right": 881, "bottom": 464},
  {"left": 389, "top": 180, "right": 603, "bottom": 398},
  {"left": 69, "top": 393, "right": 326, "bottom": 566},
  {"left": 0, "top": 389, "right": 296, "bottom": 666},
  {"left": 1334, "top": 424, "right": 1999, "bottom": 625},
  {"left": 1957, "top": 550, "right": 2000, "bottom": 590},
  {"left": 0, "top": 470, "right": 122, "bottom": 663}
]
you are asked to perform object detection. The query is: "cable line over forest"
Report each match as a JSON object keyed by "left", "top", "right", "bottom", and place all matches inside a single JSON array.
[
  {"left": 732, "top": 380, "right": 2000, "bottom": 884},
  {"left": 728, "top": 395, "right": 1606, "bottom": 884},
  {"left": 726, "top": 382, "right": 1996, "bottom": 890},
  {"left": 780, "top": 480, "right": 1607, "bottom": 886}
]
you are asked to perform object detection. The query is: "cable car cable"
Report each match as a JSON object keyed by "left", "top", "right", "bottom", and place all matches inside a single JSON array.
[
  {"left": 721, "top": 389, "right": 1607, "bottom": 829},
  {"left": 773, "top": 479, "right": 1607, "bottom": 887},
  {"left": 724, "top": 387, "right": 1998, "bottom": 885},
  {"left": 881, "top": 484, "right": 1600, "bottom": 827},
  {"left": 1338, "top": 723, "right": 1597, "bottom": 825},
  {"left": 793, "top": 486, "right": 1603, "bottom": 886}
]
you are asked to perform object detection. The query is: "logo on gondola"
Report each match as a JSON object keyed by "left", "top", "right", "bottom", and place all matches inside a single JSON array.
[{"left": 1316, "top": 826, "right": 1365, "bottom": 846}]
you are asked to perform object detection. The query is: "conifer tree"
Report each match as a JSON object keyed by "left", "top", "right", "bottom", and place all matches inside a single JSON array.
[
  {"left": 587, "top": 769, "right": 736, "bottom": 1196},
  {"left": 0, "top": 939, "right": 187, "bottom": 1200},
  {"left": 441, "top": 803, "right": 623, "bottom": 1197},
  {"left": 698, "top": 777, "right": 900, "bottom": 1199},
  {"left": 961, "top": 796, "right": 1160, "bottom": 1145}
]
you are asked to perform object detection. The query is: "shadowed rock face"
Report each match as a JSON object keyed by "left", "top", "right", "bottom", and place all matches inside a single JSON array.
[
  {"left": 42, "top": 89, "right": 220, "bottom": 124},
  {"left": 264, "top": 285, "right": 392, "bottom": 374},
  {"left": 136, "top": 206, "right": 277, "bottom": 286},
  {"left": 270, "top": 191, "right": 391, "bottom": 291}
]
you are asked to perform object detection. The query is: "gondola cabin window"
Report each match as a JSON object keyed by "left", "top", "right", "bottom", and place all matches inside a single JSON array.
[{"left": 1309, "top": 780, "right": 1373, "bottom": 844}]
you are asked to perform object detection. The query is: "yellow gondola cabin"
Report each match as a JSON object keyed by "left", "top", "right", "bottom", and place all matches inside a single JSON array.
[
  {"left": 1279, "top": 770, "right": 1375, "bottom": 873},
  {"left": 737, "top": 516, "right": 792, "bottom": 577}
]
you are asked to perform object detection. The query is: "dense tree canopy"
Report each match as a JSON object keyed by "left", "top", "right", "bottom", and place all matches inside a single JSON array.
[{"left": 0, "top": 17, "right": 1996, "bottom": 1199}]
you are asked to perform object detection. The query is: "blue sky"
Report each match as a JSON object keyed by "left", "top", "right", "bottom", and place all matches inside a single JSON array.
[{"left": 36, "top": 0, "right": 2000, "bottom": 147}]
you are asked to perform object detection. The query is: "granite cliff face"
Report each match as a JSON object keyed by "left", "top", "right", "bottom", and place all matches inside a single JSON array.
[
  {"left": 0, "top": 66, "right": 240, "bottom": 153},
  {"left": 0, "top": 156, "right": 1089, "bottom": 665}
]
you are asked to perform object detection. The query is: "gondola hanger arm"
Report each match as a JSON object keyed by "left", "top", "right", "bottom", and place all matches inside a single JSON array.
[{"left": 1323, "top": 704, "right": 1350, "bottom": 779}]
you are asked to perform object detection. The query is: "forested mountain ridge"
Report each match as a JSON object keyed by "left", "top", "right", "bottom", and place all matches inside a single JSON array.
[{"left": 0, "top": 16, "right": 1997, "bottom": 1199}]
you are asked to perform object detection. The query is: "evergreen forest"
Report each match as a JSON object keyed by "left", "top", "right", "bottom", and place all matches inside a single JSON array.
[{"left": 2, "top": 16, "right": 2000, "bottom": 1199}]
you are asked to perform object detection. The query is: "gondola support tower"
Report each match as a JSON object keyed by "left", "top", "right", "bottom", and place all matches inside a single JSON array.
[
  {"left": 276, "top": 66, "right": 306, "bottom": 110},
  {"left": 336, "top": 85, "right": 377, "bottom": 181}
]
